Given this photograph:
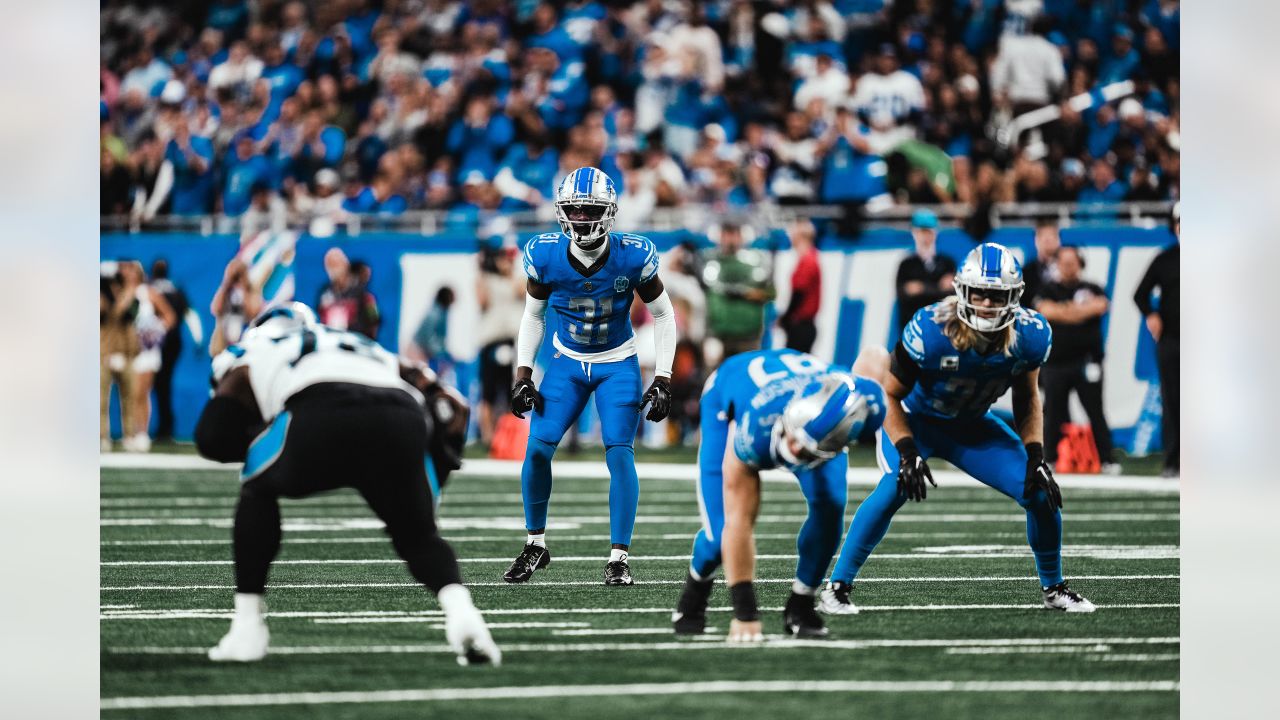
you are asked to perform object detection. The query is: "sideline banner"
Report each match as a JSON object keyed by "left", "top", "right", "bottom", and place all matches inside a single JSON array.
[{"left": 102, "top": 226, "right": 1174, "bottom": 452}]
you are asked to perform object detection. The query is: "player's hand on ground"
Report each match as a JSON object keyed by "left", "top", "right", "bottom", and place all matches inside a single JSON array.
[
  {"left": 895, "top": 440, "right": 935, "bottom": 502},
  {"left": 510, "top": 377, "right": 543, "bottom": 418},
  {"left": 1025, "top": 458, "right": 1063, "bottom": 510},
  {"left": 640, "top": 376, "right": 673, "bottom": 422},
  {"left": 727, "top": 619, "right": 764, "bottom": 643},
  {"left": 444, "top": 605, "right": 503, "bottom": 667}
]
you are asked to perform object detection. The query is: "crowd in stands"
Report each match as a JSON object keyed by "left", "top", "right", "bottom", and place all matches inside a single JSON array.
[{"left": 101, "top": 0, "right": 1180, "bottom": 234}]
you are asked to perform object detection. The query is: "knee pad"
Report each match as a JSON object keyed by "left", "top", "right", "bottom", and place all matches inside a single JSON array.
[{"left": 527, "top": 436, "right": 558, "bottom": 462}]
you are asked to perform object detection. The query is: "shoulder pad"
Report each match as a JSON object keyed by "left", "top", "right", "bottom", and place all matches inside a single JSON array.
[
  {"left": 523, "top": 235, "right": 561, "bottom": 281},
  {"left": 1011, "top": 307, "right": 1053, "bottom": 366},
  {"left": 900, "top": 307, "right": 935, "bottom": 364},
  {"left": 619, "top": 234, "right": 659, "bottom": 283}
]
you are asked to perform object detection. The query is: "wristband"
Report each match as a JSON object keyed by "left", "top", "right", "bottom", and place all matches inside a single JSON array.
[
  {"left": 894, "top": 437, "right": 920, "bottom": 458},
  {"left": 1025, "top": 442, "right": 1045, "bottom": 465},
  {"left": 728, "top": 581, "right": 759, "bottom": 622}
]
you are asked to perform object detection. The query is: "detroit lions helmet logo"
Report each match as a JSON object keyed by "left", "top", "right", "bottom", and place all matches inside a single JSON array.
[{"left": 614, "top": 276, "right": 629, "bottom": 293}]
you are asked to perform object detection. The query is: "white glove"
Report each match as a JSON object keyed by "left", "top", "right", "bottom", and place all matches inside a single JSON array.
[{"left": 439, "top": 585, "right": 502, "bottom": 667}]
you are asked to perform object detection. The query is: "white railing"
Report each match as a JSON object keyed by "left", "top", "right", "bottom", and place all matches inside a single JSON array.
[{"left": 100, "top": 200, "right": 1175, "bottom": 236}]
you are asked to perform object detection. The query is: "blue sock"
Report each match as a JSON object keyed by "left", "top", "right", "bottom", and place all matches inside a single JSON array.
[
  {"left": 522, "top": 437, "right": 557, "bottom": 532},
  {"left": 605, "top": 445, "right": 639, "bottom": 546},
  {"left": 830, "top": 473, "right": 906, "bottom": 584},
  {"left": 1023, "top": 491, "right": 1064, "bottom": 587}
]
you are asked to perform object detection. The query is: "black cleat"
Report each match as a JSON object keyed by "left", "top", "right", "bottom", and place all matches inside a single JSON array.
[
  {"left": 502, "top": 544, "right": 550, "bottom": 583},
  {"left": 671, "top": 573, "right": 714, "bottom": 635},
  {"left": 604, "top": 559, "right": 634, "bottom": 586},
  {"left": 783, "top": 591, "right": 829, "bottom": 638}
]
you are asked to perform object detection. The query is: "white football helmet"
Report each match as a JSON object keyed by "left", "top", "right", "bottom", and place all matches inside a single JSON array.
[
  {"left": 246, "top": 301, "right": 318, "bottom": 340},
  {"left": 773, "top": 375, "right": 871, "bottom": 470},
  {"left": 954, "top": 243, "right": 1025, "bottom": 332},
  {"left": 554, "top": 166, "right": 618, "bottom": 248}
]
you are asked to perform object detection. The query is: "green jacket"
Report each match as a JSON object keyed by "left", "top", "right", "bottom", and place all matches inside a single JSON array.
[{"left": 702, "top": 248, "right": 775, "bottom": 340}]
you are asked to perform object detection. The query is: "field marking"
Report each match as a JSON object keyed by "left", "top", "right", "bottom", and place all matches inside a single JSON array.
[
  {"left": 100, "top": 679, "right": 1179, "bottom": 710},
  {"left": 549, "top": 627, "right": 720, "bottom": 636},
  {"left": 100, "top": 602, "right": 1178, "bottom": 621},
  {"left": 1091, "top": 653, "right": 1179, "bottom": 662},
  {"left": 945, "top": 645, "right": 1113, "bottom": 655},
  {"left": 98, "top": 574, "right": 1179, "bottom": 593},
  {"left": 98, "top": 513, "right": 1180, "bottom": 528},
  {"left": 101, "top": 454, "right": 1180, "bottom": 493}
]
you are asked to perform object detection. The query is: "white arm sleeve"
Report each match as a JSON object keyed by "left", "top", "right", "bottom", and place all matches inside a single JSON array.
[
  {"left": 516, "top": 293, "right": 548, "bottom": 370},
  {"left": 144, "top": 160, "right": 175, "bottom": 219},
  {"left": 645, "top": 290, "right": 677, "bottom": 378}
]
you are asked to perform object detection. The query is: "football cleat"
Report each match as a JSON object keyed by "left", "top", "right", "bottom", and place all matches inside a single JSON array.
[
  {"left": 604, "top": 559, "right": 634, "bottom": 586},
  {"left": 818, "top": 581, "right": 860, "bottom": 615},
  {"left": 208, "top": 616, "right": 270, "bottom": 662},
  {"left": 672, "top": 573, "right": 714, "bottom": 635},
  {"left": 1042, "top": 582, "right": 1097, "bottom": 612},
  {"left": 502, "top": 544, "right": 551, "bottom": 583},
  {"left": 783, "top": 591, "right": 829, "bottom": 638}
]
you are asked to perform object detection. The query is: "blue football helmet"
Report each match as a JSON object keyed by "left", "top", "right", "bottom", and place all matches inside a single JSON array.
[
  {"left": 554, "top": 166, "right": 618, "bottom": 247},
  {"left": 954, "top": 242, "right": 1025, "bottom": 332},
  {"left": 774, "top": 375, "right": 871, "bottom": 470}
]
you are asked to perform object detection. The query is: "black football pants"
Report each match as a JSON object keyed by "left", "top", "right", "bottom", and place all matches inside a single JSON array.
[
  {"left": 232, "top": 383, "right": 462, "bottom": 595},
  {"left": 1041, "top": 362, "right": 1115, "bottom": 464}
]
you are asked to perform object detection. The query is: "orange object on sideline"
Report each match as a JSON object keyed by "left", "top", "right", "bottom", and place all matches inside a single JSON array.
[
  {"left": 1054, "top": 423, "right": 1101, "bottom": 474},
  {"left": 489, "top": 414, "right": 530, "bottom": 460}
]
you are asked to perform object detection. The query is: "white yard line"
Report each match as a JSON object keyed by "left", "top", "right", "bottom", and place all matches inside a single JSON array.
[
  {"left": 98, "top": 513, "right": 1180, "bottom": 528},
  {"left": 1090, "top": 653, "right": 1179, "bottom": 662},
  {"left": 102, "top": 454, "right": 1181, "bottom": 493},
  {"left": 99, "top": 574, "right": 1179, "bottom": 593},
  {"left": 100, "top": 602, "right": 1179, "bottom": 620}
]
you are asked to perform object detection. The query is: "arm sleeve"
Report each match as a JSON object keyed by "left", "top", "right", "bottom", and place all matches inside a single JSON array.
[
  {"left": 516, "top": 293, "right": 548, "bottom": 369},
  {"left": 645, "top": 289, "right": 677, "bottom": 378},
  {"left": 143, "top": 160, "right": 175, "bottom": 219}
]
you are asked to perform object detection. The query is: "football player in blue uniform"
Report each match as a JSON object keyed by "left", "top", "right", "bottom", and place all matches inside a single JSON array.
[
  {"left": 822, "top": 243, "right": 1096, "bottom": 615},
  {"left": 503, "top": 166, "right": 678, "bottom": 586},
  {"left": 671, "top": 348, "right": 887, "bottom": 640}
]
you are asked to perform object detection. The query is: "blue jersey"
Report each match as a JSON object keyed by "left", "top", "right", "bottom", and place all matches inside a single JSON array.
[
  {"left": 900, "top": 301, "right": 1053, "bottom": 420},
  {"left": 523, "top": 231, "right": 659, "bottom": 355},
  {"left": 707, "top": 349, "right": 886, "bottom": 471}
]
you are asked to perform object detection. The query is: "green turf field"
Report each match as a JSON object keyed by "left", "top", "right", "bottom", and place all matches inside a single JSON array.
[{"left": 101, "top": 460, "right": 1179, "bottom": 718}]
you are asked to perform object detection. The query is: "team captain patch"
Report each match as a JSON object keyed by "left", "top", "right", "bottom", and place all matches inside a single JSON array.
[{"left": 614, "top": 276, "right": 629, "bottom": 293}]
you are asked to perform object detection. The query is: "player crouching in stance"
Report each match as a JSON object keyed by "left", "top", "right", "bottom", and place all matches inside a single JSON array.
[
  {"left": 672, "top": 348, "right": 886, "bottom": 640},
  {"left": 195, "top": 302, "right": 501, "bottom": 665},
  {"left": 504, "top": 167, "right": 677, "bottom": 586},
  {"left": 821, "top": 243, "right": 1095, "bottom": 615}
]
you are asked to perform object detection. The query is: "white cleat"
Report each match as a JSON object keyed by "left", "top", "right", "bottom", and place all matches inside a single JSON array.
[
  {"left": 1042, "top": 582, "right": 1097, "bottom": 613},
  {"left": 122, "top": 433, "right": 152, "bottom": 453},
  {"left": 208, "top": 617, "right": 270, "bottom": 661},
  {"left": 818, "top": 581, "right": 860, "bottom": 616}
]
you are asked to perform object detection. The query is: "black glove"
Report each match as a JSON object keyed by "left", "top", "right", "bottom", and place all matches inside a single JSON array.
[
  {"left": 1024, "top": 442, "right": 1063, "bottom": 510},
  {"left": 640, "top": 376, "right": 673, "bottom": 422},
  {"left": 895, "top": 438, "right": 936, "bottom": 502},
  {"left": 510, "top": 377, "right": 543, "bottom": 418}
]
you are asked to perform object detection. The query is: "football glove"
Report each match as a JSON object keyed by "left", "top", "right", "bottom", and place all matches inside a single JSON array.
[
  {"left": 640, "top": 376, "right": 673, "bottom": 422},
  {"left": 895, "top": 438, "right": 936, "bottom": 502},
  {"left": 1024, "top": 442, "right": 1063, "bottom": 510},
  {"left": 440, "top": 587, "right": 502, "bottom": 667},
  {"left": 510, "top": 377, "right": 543, "bottom": 418}
]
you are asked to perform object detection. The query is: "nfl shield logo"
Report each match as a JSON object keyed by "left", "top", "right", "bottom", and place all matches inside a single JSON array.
[
  {"left": 584, "top": 281, "right": 593, "bottom": 291},
  {"left": 941, "top": 356, "right": 960, "bottom": 371},
  {"left": 614, "top": 276, "right": 629, "bottom": 293}
]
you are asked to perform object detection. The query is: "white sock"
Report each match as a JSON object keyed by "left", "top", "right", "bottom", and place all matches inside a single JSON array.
[
  {"left": 792, "top": 580, "right": 816, "bottom": 596},
  {"left": 527, "top": 533, "right": 546, "bottom": 548},
  {"left": 609, "top": 548, "right": 629, "bottom": 563},
  {"left": 233, "top": 593, "right": 266, "bottom": 622}
]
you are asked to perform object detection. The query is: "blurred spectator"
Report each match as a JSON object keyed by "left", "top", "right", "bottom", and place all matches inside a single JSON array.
[
  {"left": 101, "top": 263, "right": 140, "bottom": 452},
  {"left": 101, "top": 147, "right": 133, "bottom": 216},
  {"left": 1023, "top": 218, "right": 1062, "bottom": 306},
  {"left": 474, "top": 248, "right": 525, "bottom": 446},
  {"left": 702, "top": 223, "right": 775, "bottom": 364},
  {"left": 240, "top": 183, "right": 288, "bottom": 238},
  {"left": 1078, "top": 157, "right": 1127, "bottom": 205},
  {"left": 850, "top": 44, "right": 925, "bottom": 155},
  {"left": 779, "top": 219, "right": 822, "bottom": 353},
  {"left": 1035, "top": 246, "right": 1117, "bottom": 472},
  {"left": 990, "top": 16, "right": 1065, "bottom": 113},
  {"left": 130, "top": 133, "right": 171, "bottom": 222},
  {"left": 209, "top": 256, "right": 263, "bottom": 356},
  {"left": 894, "top": 209, "right": 956, "bottom": 332},
  {"left": 1134, "top": 203, "right": 1180, "bottom": 477},
  {"left": 221, "top": 133, "right": 272, "bottom": 217},
  {"left": 411, "top": 286, "right": 457, "bottom": 378},
  {"left": 165, "top": 123, "right": 215, "bottom": 215},
  {"left": 793, "top": 52, "right": 849, "bottom": 112},
  {"left": 318, "top": 248, "right": 381, "bottom": 340},
  {"left": 342, "top": 172, "right": 408, "bottom": 215},
  {"left": 659, "top": 242, "right": 707, "bottom": 344},
  {"left": 149, "top": 259, "right": 188, "bottom": 442},
  {"left": 207, "top": 40, "right": 262, "bottom": 95},
  {"left": 494, "top": 133, "right": 559, "bottom": 211}
]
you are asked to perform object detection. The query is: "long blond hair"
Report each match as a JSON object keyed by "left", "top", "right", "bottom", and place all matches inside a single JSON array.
[{"left": 934, "top": 296, "right": 1015, "bottom": 355}]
